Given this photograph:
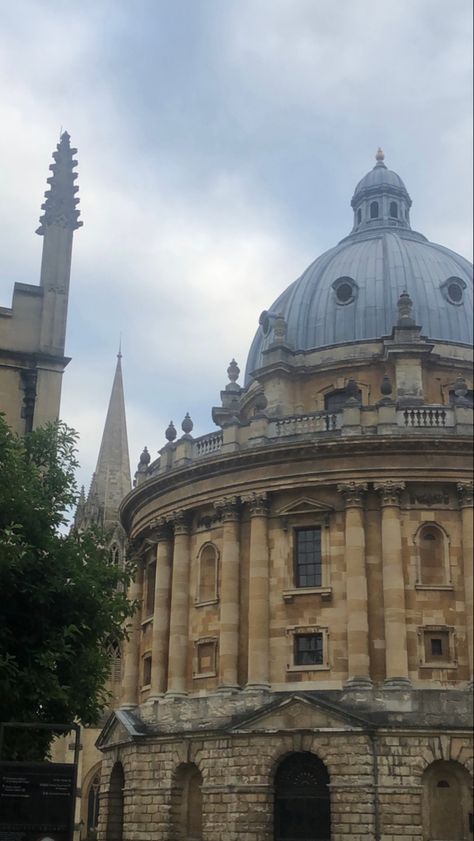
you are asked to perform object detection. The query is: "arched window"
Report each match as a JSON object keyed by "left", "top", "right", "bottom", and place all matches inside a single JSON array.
[
  {"left": 357, "top": 208, "right": 362, "bottom": 224},
  {"left": 106, "top": 762, "right": 124, "bottom": 841},
  {"left": 324, "top": 385, "right": 362, "bottom": 412},
  {"left": 370, "top": 201, "right": 379, "bottom": 219},
  {"left": 197, "top": 544, "right": 218, "bottom": 604},
  {"left": 422, "top": 760, "right": 473, "bottom": 840},
  {"left": 87, "top": 771, "right": 101, "bottom": 835},
  {"left": 416, "top": 523, "right": 450, "bottom": 587},
  {"left": 390, "top": 201, "right": 398, "bottom": 218},
  {"left": 110, "top": 543, "right": 120, "bottom": 566},
  {"left": 106, "top": 637, "right": 122, "bottom": 682},
  {"left": 171, "top": 763, "right": 203, "bottom": 841},
  {"left": 274, "top": 753, "right": 330, "bottom": 841}
]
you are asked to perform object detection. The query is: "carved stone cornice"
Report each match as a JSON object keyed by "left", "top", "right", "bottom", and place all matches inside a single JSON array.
[
  {"left": 374, "top": 480, "right": 406, "bottom": 506},
  {"left": 166, "top": 510, "right": 191, "bottom": 535},
  {"left": 337, "top": 481, "right": 368, "bottom": 507},
  {"left": 241, "top": 491, "right": 270, "bottom": 517},
  {"left": 213, "top": 496, "right": 240, "bottom": 522},
  {"left": 457, "top": 481, "right": 474, "bottom": 508}
]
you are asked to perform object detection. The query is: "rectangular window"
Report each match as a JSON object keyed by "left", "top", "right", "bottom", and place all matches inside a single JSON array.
[
  {"left": 194, "top": 639, "right": 218, "bottom": 677},
  {"left": 422, "top": 629, "right": 452, "bottom": 664},
  {"left": 145, "top": 561, "right": 156, "bottom": 617},
  {"left": 142, "top": 655, "right": 152, "bottom": 686},
  {"left": 294, "top": 633, "right": 323, "bottom": 666},
  {"left": 295, "top": 528, "right": 322, "bottom": 587}
]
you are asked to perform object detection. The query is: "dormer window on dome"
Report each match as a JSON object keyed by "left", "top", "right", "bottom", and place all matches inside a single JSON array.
[
  {"left": 333, "top": 277, "right": 357, "bottom": 305},
  {"left": 441, "top": 277, "right": 466, "bottom": 306}
]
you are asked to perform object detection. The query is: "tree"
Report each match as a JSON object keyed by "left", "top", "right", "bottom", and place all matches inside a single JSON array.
[{"left": 0, "top": 416, "right": 136, "bottom": 760}]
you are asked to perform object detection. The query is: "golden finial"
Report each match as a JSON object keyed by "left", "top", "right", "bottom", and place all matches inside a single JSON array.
[{"left": 375, "top": 147, "right": 385, "bottom": 162}]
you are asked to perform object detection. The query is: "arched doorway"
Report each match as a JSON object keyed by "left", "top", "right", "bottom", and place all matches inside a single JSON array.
[
  {"left": 86, "top": 770, "right": 100, "bottom": 837},
  {"left": 274, "top": 752, "right": 330, "bottom": 841},
  {"left": 171, "top": 762, "right": 203, "bottom": 840},
  {"left": 106, "top": 761, "right": 124, "bottom": 841},
  {"left": 423, "top": 760, "right": 473, "bottom": 840}
]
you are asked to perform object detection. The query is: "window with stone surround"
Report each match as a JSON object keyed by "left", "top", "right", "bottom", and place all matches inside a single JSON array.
[
  {"left": 414, "top": 522, "right": 451, "bottom": 589},
  {"left": 144, "top": 560, "right": 156, "bottom": 617},
  {"left": 196, "top": 543, "right": 219, "bottom": 605},
  {"left": 142, "top": 653, "right": 152, "bottom": 687},
  {"left": 418, "top": 626, "right": 457, "bottom": 669},
  {"left": 287, "top": 626, "right": 330, "bottom": 672},
  {"left": 193, "top": 638, "right": 218, "bottom": 678},
  {"left": 295, "top": 527, "right": 322, "bottom": 587}
]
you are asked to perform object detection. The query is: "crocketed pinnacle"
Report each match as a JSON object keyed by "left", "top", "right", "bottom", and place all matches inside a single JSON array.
[
  {"left": 82, "top": 353, "right": 131, "bottom": 530},
  {"left": 36, "top": 131, "right": 82, "bottom": 235}
]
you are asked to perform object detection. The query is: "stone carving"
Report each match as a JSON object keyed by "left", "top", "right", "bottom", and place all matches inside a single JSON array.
[
  {"left": 214, "top": 496, "right": 240, "bottom": 521},
  {"left": 36, "top": 132, "right": 82, "bottom": 234},
  {"left": 241, "top": 491, "right": 269, "bottom": 517},
  {"left": 409, "top": 492, "right": 450, "bottom": 507},
  {"left": 337, "top": 481, "right": 368, "bottom": 507},
  {"left": 374, "top": 480, "right": 406, "bottom": 505},
  {"left": 457, "top": 481, "right": 474, "bottom": 507},
  {"left": 167, "top": 510, "right": 191, "bottom": 534}
]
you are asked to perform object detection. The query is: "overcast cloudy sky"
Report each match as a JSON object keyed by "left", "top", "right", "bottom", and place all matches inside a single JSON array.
[{"left": 0, "top": 0, "right": 472, "bottom": 494}]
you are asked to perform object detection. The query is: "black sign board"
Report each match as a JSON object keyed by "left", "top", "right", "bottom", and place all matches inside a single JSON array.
[{"left": 0, "top": 761, "right": 75, "bottom": 841}]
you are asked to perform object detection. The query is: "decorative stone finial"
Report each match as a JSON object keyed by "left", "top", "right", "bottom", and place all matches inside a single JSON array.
[
  {"left": 375, "top": 147, "right": 385, "bottom": 163},
  {"left": 254, "top": 391, "right": 268, "bottom": 414},
  {"left": 273, "top": 313, "right": 288, "bottom": 343},
  {"left": 36, "top": 131, "right": 82, "bottom": 235},
  {"left": 165, "top": 421, "right": 177, "bottom": 442},
  {"left": 136, "top": 447, "right": 150, "bottom": 475},
  {"left": 181, "top": 412, "right": 194, "bottom": 435},
  {"left": 227, "top": 359, "right": 240, "bottom": 383},
  {"left": 397, "top": 290, "right": 415, "bottom": 326},
  {"left": 453, "top": 375, "right": 469, "bottom": 406}
]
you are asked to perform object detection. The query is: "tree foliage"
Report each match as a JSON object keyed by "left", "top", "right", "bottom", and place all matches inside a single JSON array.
[{"left": 0, "top": 416, "right": 136, "bottom": 759}]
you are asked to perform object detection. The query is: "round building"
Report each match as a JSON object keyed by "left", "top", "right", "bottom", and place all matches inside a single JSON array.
[{"left": 97, "top": 152, "right": 473, "bottom": 841}]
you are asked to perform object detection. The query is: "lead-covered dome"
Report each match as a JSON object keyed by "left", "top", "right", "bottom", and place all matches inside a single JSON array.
[{"left": 245, "top": 151, "right": 473, "bottom": 382}]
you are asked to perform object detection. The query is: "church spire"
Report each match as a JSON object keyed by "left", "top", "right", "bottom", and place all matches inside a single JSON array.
[
  {"left": 36, "top": 131, "right": 82, "bottom": 235},
  {"left": 82, "top": 352, "right": 131, "bottom": 531}
]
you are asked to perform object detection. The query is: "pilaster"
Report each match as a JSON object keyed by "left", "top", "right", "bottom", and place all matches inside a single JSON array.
[
  {"left": 214, "top": 496, "right": 241, "bottom": 691},
  {"left": 457, "top": 481, "right": 474, "bottom": 686},
  {"left": 243, "top": 492, "right": 270, "bottom": 691},
  {"left": 149, "top": 519, "right": 173, "bottom": 700},
  {"left": 165, "top": 511, "right": 191, "bottom": 698}
]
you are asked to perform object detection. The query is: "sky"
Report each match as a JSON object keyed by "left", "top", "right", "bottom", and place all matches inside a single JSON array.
[{"left": 0, "top": 0, "right": 472, "bottom": 495}]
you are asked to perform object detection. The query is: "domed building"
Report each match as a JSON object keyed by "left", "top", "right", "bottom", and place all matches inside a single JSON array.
[{"left": 97, "top": 152, "right": 473, "bottom": 841}]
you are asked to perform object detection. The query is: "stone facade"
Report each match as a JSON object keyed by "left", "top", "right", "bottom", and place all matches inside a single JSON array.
[
  {"left": 0, "top": 132, "right": 81, "bottom": 433},
  {"left": 95, "top": 156, "right": 473, "bottom": 839}
]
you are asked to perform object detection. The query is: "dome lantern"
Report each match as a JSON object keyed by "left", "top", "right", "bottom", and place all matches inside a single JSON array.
[{"left": 350, "top": 150, "right": 413, "bottom": 234}]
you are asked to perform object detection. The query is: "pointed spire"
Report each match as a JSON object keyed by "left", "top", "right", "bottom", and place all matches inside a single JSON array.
[
  {"left": 83, "top": 353, "right": 131, "bottom": 530},
  {"left": 73, "top": 484, "right": 86, "bottom": 531},
  {"left": 36, "top": 131, "right": 83, "bottom": 235}
]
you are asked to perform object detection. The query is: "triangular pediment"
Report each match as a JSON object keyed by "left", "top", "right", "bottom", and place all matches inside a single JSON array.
[
  {"left": 276, "top": 497, "right": 333, "bottom": 517},
  {"left": 230, "top": 694, "right": 367, "bottom": 733},
  {"left": 96, "top": 709, "right": 146, "bottom": 750}
]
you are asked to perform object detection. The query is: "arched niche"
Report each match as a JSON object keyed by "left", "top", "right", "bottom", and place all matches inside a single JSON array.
[
  {"left": 196, "top": 543, "right": 219, "bottom": 604},
  {"left": 274, "top": 752, "right": 331, "bottom": 841},
  {"left": 106, "top": 761, "right": 124, "bottom": 841},
  {"left": 422, "top": 759, "right": 473, "bottom": 840},
  {"left": 171, "top": 762, "right": 203, "bottom": 841},
  {"left": 414, "top": 522, "right": 451, "bottom": 587}
]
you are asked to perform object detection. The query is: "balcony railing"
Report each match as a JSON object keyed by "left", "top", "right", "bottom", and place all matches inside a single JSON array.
[
  {"left": 397, "top": 406, "right": 454, "bottom": 428},
  {"left": 193, "top": 431, "right": 224, "bottom": 458},
  {"left": 273, "top": 411, "right": 341, "bottom": 437}
]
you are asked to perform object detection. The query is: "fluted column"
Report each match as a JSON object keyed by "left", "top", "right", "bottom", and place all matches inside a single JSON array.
[
  {"left": 120, "top": 559, "right": 143, "bottom": 708},
  {"left": 166, "top": 512, "right": 191, "bottom": 698},
  {"left": 244, "top": 492, "right": 270, "bottom": 690},
  {"left": 214, "top": 496, "right": 241, "bottom": 691},
  {"left": 458, "top": 482, "right": 473, "bottom": 686},
  {"left": 337, "top": 482, "right": 372, "bottom": 689},
  {"left": 375, "top": 481, "right": 411, "bottom": 688},
  {"left": 149, "top": 520, "right": 173, "bottom": 700}
]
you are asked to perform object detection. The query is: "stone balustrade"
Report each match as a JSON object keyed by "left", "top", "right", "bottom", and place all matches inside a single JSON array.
[{"left": 138, "top": 402, "right": 472, "bottom": 482}]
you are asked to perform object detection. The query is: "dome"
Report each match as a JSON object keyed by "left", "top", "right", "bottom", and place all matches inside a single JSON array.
[{"left": 245, "top": 153, "right": 473, "bottom": 383}]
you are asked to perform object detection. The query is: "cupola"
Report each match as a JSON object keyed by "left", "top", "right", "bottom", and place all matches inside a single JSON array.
[{"left": 350, "top": 148, "right": 412, "bottom": 234}]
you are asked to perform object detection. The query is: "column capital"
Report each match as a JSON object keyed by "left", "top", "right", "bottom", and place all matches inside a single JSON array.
[
  {"left": 337, "top": 481, "right": 368, "bottom": 507},
  {"left": 214, "top": 495, "right": 240, "bottom": 522},
  {"left": 241, "top": 491, "right": 270, "bottom": 517},
  {"left": 457, "top": 481, "right": 474, "bottom": 508},
  {"left": 374, "top": 480, "right": 406, "bottom": 506},
  {"left": 167, "top": 510, "right": 191, "bottom": 535},
  {"left": 148, "top": 516, "right": 173, "bottom": 542}
]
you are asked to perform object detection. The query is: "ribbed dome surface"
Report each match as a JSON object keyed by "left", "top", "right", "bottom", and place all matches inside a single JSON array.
[
  {"left": 245, "top": 227, "right": 473, "bottom": 383},
  {"left": 352, "top": 164, "right": 409, "bottom": 202}
]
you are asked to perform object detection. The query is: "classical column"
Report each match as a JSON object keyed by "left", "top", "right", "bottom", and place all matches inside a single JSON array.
[
  {"left": 244, "top": 492, "right": 270, "bottom": 690},
  {"left": 337, "top": 482, "right": 372, "bottom": 689},
  {"left": 120, "top": 556, "right": 143, "bottom": 708},
  {"left": 374, "top": 481, "right": 411, "bottom": 689},
  {"left": 149, "top": 520, "right": 173, "bottom": 700},
  {"left": 166, "top": 512, "right": 191, "bottom": 698},
  {"left": 214, "top": 496, "right": 241, "bottom": 691},
  {"left": 458, "top": 481, "right": 473, "bottom": 686}
]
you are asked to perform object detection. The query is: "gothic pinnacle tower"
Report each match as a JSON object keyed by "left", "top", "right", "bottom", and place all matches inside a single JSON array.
[
  {"left": 36, "top": 130, "right": 82, "bottom": 356},
  {"left": 80, "top": 350, "right": 131, "bottom": 532}
]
